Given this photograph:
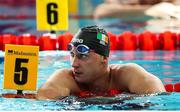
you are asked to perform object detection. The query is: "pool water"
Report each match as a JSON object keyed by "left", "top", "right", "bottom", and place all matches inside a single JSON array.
[{"left": 0, "top": 50, "right": 180, "bottom": 110}]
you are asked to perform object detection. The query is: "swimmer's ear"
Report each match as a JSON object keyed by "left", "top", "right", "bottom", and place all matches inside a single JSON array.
[{"left": 101, "top": 56, "right": 108, "bottom": 64}]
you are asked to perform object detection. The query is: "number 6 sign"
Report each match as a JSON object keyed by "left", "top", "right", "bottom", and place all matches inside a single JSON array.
[
  {"left": 36, "top": 0, "right": 68, "bottom": 31},
  {"left": 3, "top": 44, "right": 39, "bottom": 91}
]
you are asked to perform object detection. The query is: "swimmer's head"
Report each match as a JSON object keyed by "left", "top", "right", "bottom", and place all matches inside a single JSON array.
[{"left": 68, "top": 25, "right": 110, "bottom": 57}]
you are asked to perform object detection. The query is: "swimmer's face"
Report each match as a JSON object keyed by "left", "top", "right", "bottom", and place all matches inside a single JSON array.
[{"left": 70, "top": 48, "right": 107, "bottom": 83}]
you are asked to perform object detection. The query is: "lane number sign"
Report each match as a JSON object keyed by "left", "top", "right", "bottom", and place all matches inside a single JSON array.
[
  {"left": 36, "top": 0, "right": 68, "bottom": 31},
  {"left": 4, "top": 44, "right": 39, "bottom": 91}
]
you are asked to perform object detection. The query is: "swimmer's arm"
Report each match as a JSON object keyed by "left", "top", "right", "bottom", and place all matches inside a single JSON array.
[
  {"left": 94, "top": 4, "right": 150, "bottom": 19},
  {"left": 36, "top": 69, "right": 79, "bottom": 100},
  {"left": 36, "top": 83, "right": 70, "bottom": 100},
  {"left": 120, "top": 63, "right": 166, "bottom": 94}
]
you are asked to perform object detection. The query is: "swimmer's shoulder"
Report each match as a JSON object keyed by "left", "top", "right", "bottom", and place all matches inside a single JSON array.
[
  {"left": 109, "top": 63, "right": 142, "bottom": 71},
  {"left": 108, "top": 64, "right": 125, "bottom": 81},
  {"left": 109, "top": 63, "right": 143, "bottom": 78},
  {"left": 109, "top": 63, "right": 156, "bottom": 83}
]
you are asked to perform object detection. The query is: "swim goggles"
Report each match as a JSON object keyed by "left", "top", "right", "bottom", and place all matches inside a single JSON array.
[{"left": 67, "top": 43, "right": 91, "bottom": 54}]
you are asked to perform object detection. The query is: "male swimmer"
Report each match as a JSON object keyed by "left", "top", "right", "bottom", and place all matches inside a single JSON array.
[{"left": 37, "top": 25, "right": 165, "bottom": 100}]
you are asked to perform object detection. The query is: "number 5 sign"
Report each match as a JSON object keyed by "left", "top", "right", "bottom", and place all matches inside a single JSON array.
[
  {"left": 3, "top": 44, "right": 39, "bottom": 91},
  {"left": 36, "top": 0, "right": 68, "bottom": 31}
]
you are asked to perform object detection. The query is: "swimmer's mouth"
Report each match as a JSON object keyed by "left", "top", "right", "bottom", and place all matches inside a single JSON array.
[{"left": 73, "top": 71, "right": 83, "bottom": 76}]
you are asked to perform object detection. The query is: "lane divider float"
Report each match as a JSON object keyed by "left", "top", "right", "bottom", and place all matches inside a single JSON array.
[{"left": 0, "top": 31, "right": 180, "bottom": 51}]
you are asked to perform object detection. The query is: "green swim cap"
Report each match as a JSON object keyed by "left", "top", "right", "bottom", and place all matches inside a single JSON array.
[{"left": 70, "top": 25, "right": 110, "bottom": 57}]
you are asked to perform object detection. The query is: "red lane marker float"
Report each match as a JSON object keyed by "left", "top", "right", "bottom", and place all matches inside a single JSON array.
[
  {"left": 178, "top": 33, "right": 180, "bottom": 50},
  {"left": 0, "top": 34, "right": 17, "bottom": 51},
  {"left": 2, "top": 93, "right": 36, "bottom": 99},
  {"left": 57, "top": 32, "right": 73, "bottom": 50},
  {"left": 1, "top": 31, "right": 180, "bottom": 51},
  {"left": 174, "top": 83, "right": 180, "bottom": 92},
  {"left": 164, "top": 83, "right": 180, "bottom": 92},
  {"left": 138, "top": 31, "right": 159, "bottom": 50},
  {"left": 108, "top": 32, "right": 117, "bottom": 50},
  {"left": 164, "top": 84, "right": 173, "bottom": 92},
  {"left": 17, "top": 34, "right": 37, "bottom": 46},
  {"left": 159, "top": 31, "right": 177, "bottom": 50},
  {"left": 38, "top": 34, "right": 57, "bottom": 51},
  {"left": 117, "top": 31, "right": 137, "bottom": 50}
]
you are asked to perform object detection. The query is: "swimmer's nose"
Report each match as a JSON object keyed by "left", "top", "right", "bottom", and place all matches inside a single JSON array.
[{"left": 71, "top": 56, "right": 80, "bottom": 68}]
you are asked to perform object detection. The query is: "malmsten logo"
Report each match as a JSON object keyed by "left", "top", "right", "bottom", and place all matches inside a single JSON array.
[
  {"left": 8, "top": 50, "right": 13, "bottom": 54},
  {"left": 7, "top": 50, "right": 37, "bottom": 56}
]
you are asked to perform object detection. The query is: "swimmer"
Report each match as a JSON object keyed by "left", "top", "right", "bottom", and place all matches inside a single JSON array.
[
  {"left": 36, "top": 25, "right": 166, "bottom": 100},
  {"left": 93, "top": 0, "right": 180, "bottom": 19}
]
